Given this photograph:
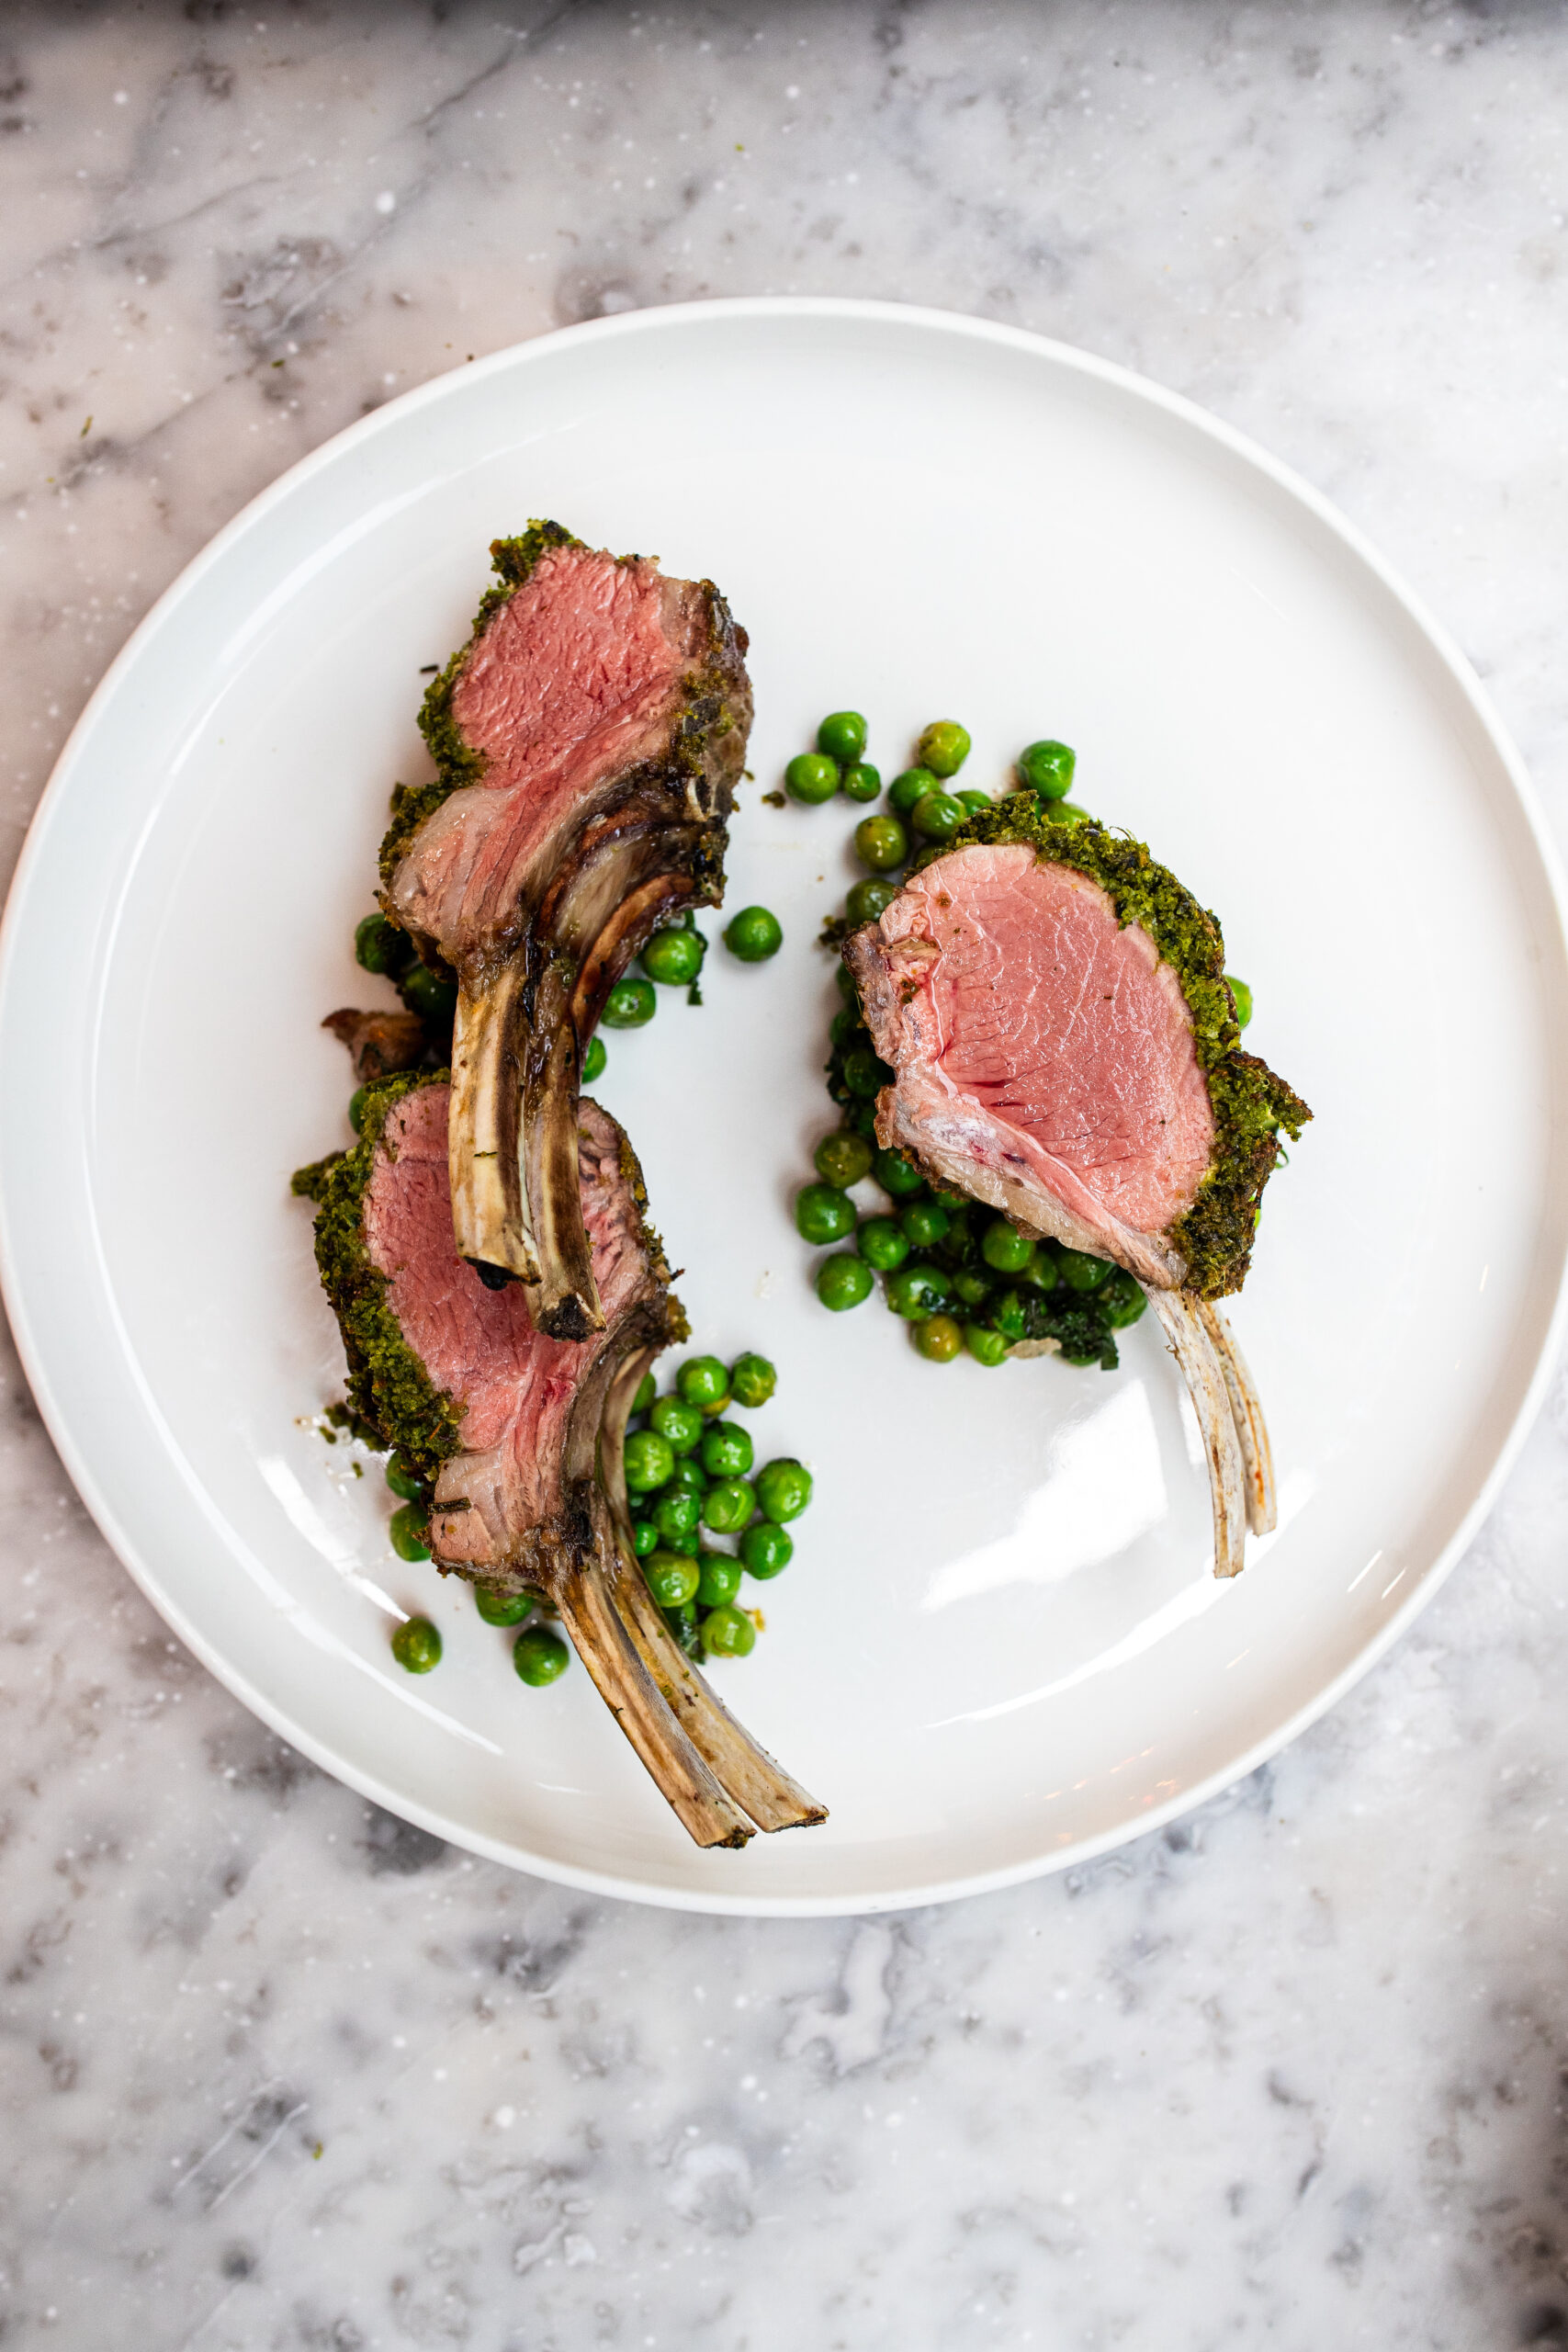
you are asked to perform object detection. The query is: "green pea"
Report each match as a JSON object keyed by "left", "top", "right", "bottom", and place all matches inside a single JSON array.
[
  {"left": 513, "top": 1625, "right": 570, "bottom": 1685},
  {"left": 355, "top": 911, "right": 410, "bottom": 977},
  {"left": 603, "top": 976, "right": 656, "bottom": 1028},
  {"left": 981, "top": 1219, "right": 1035, "bottom": 1273},
  {"left": 847, "top": 1100, "right": 879, "bottom": 1140},
  {"left": 739, "top": 1521, "right": 794, "bottom": 1579},
  {"left": 641, "top": 925, "right": 706, "bottom": 986},
  {"left": 389, "top": 1503, "right": 430, "bottom": 1561},
  {"left": 910, "top": 791, "right": 966, "bottom": 842},
  {"left": 729, "top": 1351, "right": 777, "bottom": 1409},
  {"left": 701, "top": 1605, "right": 756, "bottom": 1659},
  {"left": 1058, "top": 1249, "right": 1112, "bottom": 1293},
  {"left": 965, "top": 1323, "right": 1010, "bottom": 1367},
  {"left": 632, "top": 1519, "right": 659, "bottom": 1557},
  {"left": 836, "top": 961, "right": 861, "bottom": 1007},
  {"left": 841, "top": 762, "right": 881, "bottom": 803},
  {"left": 695, "top": 1552, "right": 743, "bottom": 1610},
  {"left": 889, "top": 766, "right": 940, "bottom": 816},
  {"left": 653, "top": 1488, "right": 702, "bottom": 1543},
  {"left": 581, "top": 1035, "right": 607, "bottom": 1083},
  {"left": 1227, "top": 976, "right": 1253, "bottom": 1029},
  {"left": 385, "top": 1455, "right": 422, "bottom": 1501},
  {"left": 474, "top": 1582, "right": 532, "bottom": 1626},
  {"left": 631, "top": 1372, "right": 657, "bottom": 1415},
  {"left": 874, "top": 1148, "right": 926, "bottom": 1200},
  {"left": 1100, "top": 1268, "right": 1148, "bottom": 1328},
  {"left": 951, "top": 1266, "right": 993, "bottom": 1308},
  {"left": 885, "top": 1262, "right": 953, "bottom": 1320},
  {"left": 795, "top": 1182, "right": 856, "bottom": 1245},
  {"left": 724, "top": 905, "right": 784, "bottom": 962},
  {"left": 1050, "top": 800, "right": 1089, "bottom": 828},
  {"left": 829, "top": 1005, "right": 863, "bottom": 1048},
  {"left": 348, "top": 1086, "right": 370, "bottom": 1136},
  {"left": 915, "top": 1312, "right": 964, "bottom": 1363},
  {"left": 1019, "top": 1248, "right": 1060, "bottom": 1293},
  {"left": 624, "top": 1429, "right": 675, "bottom": 1492},
  {"left": 391, "top": 1615, "right": 442, "bottom": 1673},
  {"left": 846, "top": 877, "right": 899, "bottom": 927},
  {"left": 644, "top": 1549, "right": 701, "bottom": 1607},
  {"left": 957, "top": 788, "right": 991, "bottom": 815},
  {"left": 817, "top": 1252, "right": 874, "bottom": 1310},
  {"left": 756, "top": 1458, "right": 813, "bottom": 1523},
  {"left": 649, "top": 1395, "right": 704, "bottom": 1454},
  {"left": 1017, "top": 740, "right": 1076, "bottom": 798},
  {"left": 817, "top": 711, "right": 867, "bottom": 763},
  {"left": 785, "top": 752, "right": 840, "bottom": 803},
  {"left": 400, "top": 961, "right": 458, "bottom": 1023},
  {"left": 701, "top": 1420, "right": 754, "bottom": 1479},
  {"left": 856, "top": 1216, "right": 909, "bottom": 1272},
  {"left": 900, "top": 1199, "right": 950, "bottom": 1249},
  {"left": 677, "top": 1355, "right": 731, "bottom": 1411},
  {"left": 853, "top": 813, "right": 908, "bottom": 872},
  {"left": 664, "top": 1456, "right": 710, "bottom": 1497},
  {"left": 815, "top": 1129, "right": 874, "bottom": 1188},
  {"left": 841, "top": 1045, "right": 893, "bottom": 1098},
  {"left": 702, "top": 1477, "right": 757, "bottom": 1533},
  {"left": 916, "top": 720, "right": 971, "bottom": 777}
]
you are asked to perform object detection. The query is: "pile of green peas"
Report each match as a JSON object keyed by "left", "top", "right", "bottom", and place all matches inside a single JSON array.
[
  {"left": 382, "top": 1450, "right": 571, "bottom": 1685},
  {"left": 622, "top": 1349, "right": 812, "bottom": 1662}
]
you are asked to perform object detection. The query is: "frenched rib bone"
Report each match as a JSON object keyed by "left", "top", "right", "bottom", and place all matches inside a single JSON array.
[
  {"left": 845, "top": 819, "right": 1309, "bottom": 1579},
  {"left": 314, "top": 1073, "right": 822, "bottom": 1849},
  {"left": 380, "top": 524, "right": 751, "bottom": 1340}
]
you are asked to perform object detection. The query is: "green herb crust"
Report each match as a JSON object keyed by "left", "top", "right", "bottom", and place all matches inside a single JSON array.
[
  {"left": 944, "top": 801, "right": 1312, "bottom": 1297},
  {"left": 603, "top": 1105, "right": 690, "bottom": 1350},
  {"left": 308, "top": 1069, "right": 468, "bottom": 1487}
]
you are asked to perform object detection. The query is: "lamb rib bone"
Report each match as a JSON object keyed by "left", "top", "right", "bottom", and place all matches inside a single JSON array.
[
  {"left": 301, "top": 1070, "right": 822, "bottom": 1848},
  {"left": 381, "top": 523, "right": 750, "bottom": 1340},
  {"left": 843, "top": 808, "right": 1310, "bottom": 1579}
]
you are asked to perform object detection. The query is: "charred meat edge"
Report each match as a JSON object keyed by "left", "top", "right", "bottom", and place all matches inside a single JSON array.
[
  {"left": 305, "top": 1071, "right": 821, "bottom": 1848},
  {"left": 382, "top": 526, "right": 746, "bottom": 1341}
]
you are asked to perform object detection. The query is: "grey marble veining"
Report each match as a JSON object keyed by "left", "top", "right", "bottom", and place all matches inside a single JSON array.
[{"left": 5, "top": 3, "right": 1568, "bottom": 2345}]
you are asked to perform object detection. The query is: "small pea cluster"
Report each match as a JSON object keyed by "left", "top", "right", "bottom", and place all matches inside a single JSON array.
[
  {"left": 382, "top": 1451, "right": 572, "bottom": 1687},
  {"left": 623, "top": 1351, "right": 812, "bottom": 1662}
]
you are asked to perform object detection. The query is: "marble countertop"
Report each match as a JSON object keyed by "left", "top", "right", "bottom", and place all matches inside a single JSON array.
[{"left": 5, "top": 5, "right": 1568, "bottom": 2345}]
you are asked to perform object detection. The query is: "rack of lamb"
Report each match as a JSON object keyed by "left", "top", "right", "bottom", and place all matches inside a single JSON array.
[
  {"left": 844, "top": 803, "right": 1310, "bottom": 1579},
  {"left": 379, "top": 523, "right": 751, "bottom": 1340},
  {"left": 299, "top": 1073, "right": 823, "bottom": 1851}
]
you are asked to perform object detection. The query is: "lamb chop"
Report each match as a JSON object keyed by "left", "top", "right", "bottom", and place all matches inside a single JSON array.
[
  {"left": 299, "top": 1070, "right": 823, "bottom": 1850},
  {"left": 379, "top": 523, "right": 751, "bottom": 1340},
  {"left": 843, "top": 804, "right": 1310, "bottom": 1580}
]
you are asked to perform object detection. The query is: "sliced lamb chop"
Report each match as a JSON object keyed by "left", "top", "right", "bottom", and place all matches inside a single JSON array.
[
  {"left": 307, "top": 1071, "right": 823, "bottom": 1849},
  {"left": 379, "top": 523, "right": 751, "bottom": 1340},
  {"left": 843, "top": 806, "right": 1310, "bottom": 1578}
]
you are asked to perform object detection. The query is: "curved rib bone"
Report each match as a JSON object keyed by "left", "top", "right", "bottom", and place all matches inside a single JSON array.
[
  {"left": 1196, "top": 1300, "right": 1277, "bottom": 1537},
  {"left": 1146, "top": 1289, "right": 1248, "bottom": 1579}
]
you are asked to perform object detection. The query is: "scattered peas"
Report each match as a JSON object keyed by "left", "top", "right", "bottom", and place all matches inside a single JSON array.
[
  {"left": 888, "top": 766, "right": 940, "bottom": 816},
  {"left": 641, "top": 926, "right": 706, "bottom": 986},
  {"left": 951, "top": 1266, "right": 993, "bottom": 1308},
  {"left": 841, "top": 1044, "right": 893, "bottom": 1098},
  {"left": 513, "top": 1625, "right": 570, "bottom": 1685},
  {"left": 386, "top": 1455, "right": 423, "bottom": 1501},
  {"left": 676, "top": 1356, "right": 730, "bottom": 1411},
  {"left": 474, "top": 1582, "right": 533, "bottom": 1626},
  {"left": 649, "top": 1395, "right": 705, "bottom": 1453},
  {"left": 348, "top": 1085, "right": 369, "bottom": 1136},
  {"left": 846, "top": 877, "right": 899, "bottom": 927},
  {"left": 644, "top": 1549, "right": 701, "bottom": 1609},
  {"left": 795, "top": 1182, "right": 857, "bottom": 1245},
  {"left": 631, "top": 1372, "right": 657, "bottom": 1415},
  {"left": 785, "top": 752, "right": 840, "bottom": 803},
  {"left": 817, "top": 1252, "right": 874, "bottom": 1310},
  {"left": 400, "top": 961, "right": 458, "bottom": 1023},
  {"left": 981, "top": 1218, "right": 1036, "bottom": 1273},
  {"left": 1052, "top": 800, "right": 1089, "bottom": 827},
  {"left": 756, "top": 1458, "right": 813, "bottom": 1523},
  {"left": 624, "top": 1429, "right": 676, "bottom": 1492},
  {"left": 1099, "top": 1268, "right": 1148, "bottom": 1327},
  {"left": 841, "top": 762, "right": 882, "bottom": 802},
  {"left": 391, "top": 1615, "right": 442, "bottom": 1673},
  {"left": 884, "top": 1262, "right": 953, "bottom": 1320},
  {"left": 660, "top": 1523, "right": 701, "bottom": 1558},
  {"left": 653, "top": 1488, "right": 702, "bottom": 1544},
  {"left": 916, "top": 720, "right": 971, "bottom": 777},
  {"left": 702, "top": 1605, "right": 756, "bottom": 1659},
  {"left": 603, "top": 976, "right": 656, "bottom": 1028},
  {"left": 853, "top": 813, "right": 908, "bottom": 871},
  {"left": 1058, "top": 1249, "right": 1113, "bottom": 1293},
  {"left": 857, "top": 1216, "right": 910, "bottom": 1272},
  {"left": 914, "top": 1313, "right": 964, "bottom": 1363},
  {"left": 701, "top": 1420, "right": 754, "bottom": 1479},
  {"left": 729, "top": 1351, "right": 777, "bottom": 1408},
  {"left": 355, "top": 911, "right": 410, "bottom": 977},
  {"left": 740, "top": 1521, "right": 794, "bottom": 1579},
  {"left": 911, "top": 791, "right": 966, "bottom": 842},
  {"left": 702, "top": 1477, "right": 757, "bottom": 1533},
  {"left": 874, "top": 1148, "right": 926, "bottom": 1200},
  {"left": 1017, "top": 739, "right": 1076, "bottom": 798},
  {"left": 900, "top": 1200, "right": 950, "bottom": 1249},
  {"left": 1227, "top": 976, "right": 1253, "bottom": 1028},
  {"left": 389, "top": 1503, "right": 431, "bottom": 1561},
  {"left": 815, "top": 1129, "right": 874, "bottom": 1188},
  {"left": 817, "top": 710, "right": 867, "bottom": 763},
  {"left": 957, "top": 787, "right": 991, "bottom": 815},
  {"left": 632, "top": 1520, "right": 659, "bottom": 1557},
  {"left": 664, "top": 1457, "right": 709, "bottom": 1497},
  {"left": 695, "top": 1553, "right": 743, "bottom": 1609},
  {"left": 581, "top": 1035, "right": 607, "bottom": 1083},
  {"left": 724, "top": 905, "right": 784, "bottom": 962},
  {"left": 964, "top": 1323, "right": 1010, "bottom": 1367}
]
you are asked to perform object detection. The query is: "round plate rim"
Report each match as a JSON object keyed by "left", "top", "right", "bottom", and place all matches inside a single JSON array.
[{"left": 3, "top": 294, "right": 1564, "bottom": 1917}]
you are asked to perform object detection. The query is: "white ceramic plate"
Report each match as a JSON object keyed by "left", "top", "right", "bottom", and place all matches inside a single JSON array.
[{"left": 3, "top": 300, "right": 1564, "bottom": 1916}]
